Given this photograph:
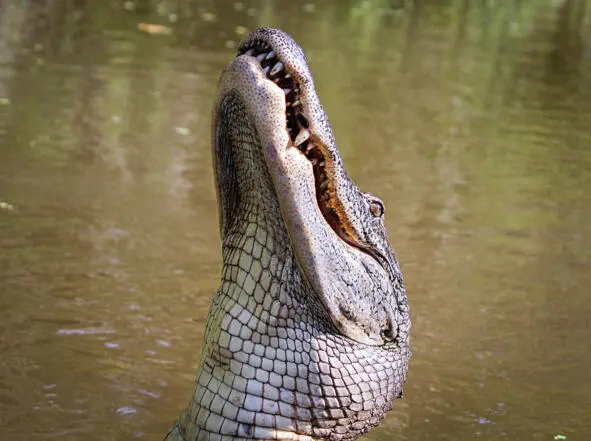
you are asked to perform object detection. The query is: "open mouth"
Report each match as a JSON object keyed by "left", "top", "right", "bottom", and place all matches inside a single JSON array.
[{"left": 238, "top": 41, "right": 352, "bottom": 247}]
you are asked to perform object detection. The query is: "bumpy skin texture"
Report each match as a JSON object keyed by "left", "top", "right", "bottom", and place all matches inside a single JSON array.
[{"left": 166, "top": 28, "right": 410, "bottom": 441}]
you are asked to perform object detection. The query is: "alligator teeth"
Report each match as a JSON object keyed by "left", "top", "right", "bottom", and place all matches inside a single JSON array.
[
  {"left": 294, "top": 128, "right": 310, "bottom": 147},
  {"left": 263, "top": 66, "right": 270, "bottom": 74},
  {"left": 285, "top": 73, "right": 292, "bottom": 79},
  {"left": 270, "top": 61, "right": 284, "bottom": 76},
  {"left": 283, "top": 88, "right": 291, "bottom": 95},
  {"left": 292, "top": 99, "right": 301, "bottom": 107},
  {"left": 245, "top": 48, "right": 255, "bottom": 56},
  {"left": 319, "top": 160, "right": 325, "bottom": 167},
  {"left": 265, "top": 51, "right": 276, "bottom": 60},
  {"left": 256, "top": 53, "right": 267, "bottom": 62}
]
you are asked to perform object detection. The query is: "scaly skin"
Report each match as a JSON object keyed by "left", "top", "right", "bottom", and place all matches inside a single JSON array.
[{"left": 165, "top": 28, "right": 410, "bottom": 441}]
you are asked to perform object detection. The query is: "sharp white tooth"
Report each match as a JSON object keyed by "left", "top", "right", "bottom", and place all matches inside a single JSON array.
[
  {"left": 283, "top": 88, "right": 291, "bottom": 95},
  {"left": 306, "top": 143, "right": 314, "bottom": 152},
  {"left": 245, "top": 48, "right": 255, "bottom": 56},
  {"left": 292, "top": 99, "right": 301, "bottom": 107},
  {"left": 319, "top": 161, "right": 325, "bottom": 167},
  {"left": 256, "top": 53, "right": 266, "bottom": 62},
  {"left": 263, "top": 66, "right": 270, "bottom": 74},
  {"left": 285, "top": 73, "right": 292, "bottom": 79},
  {"left": 294, "top": 128, "right": 310, "bottom": 146},
  {"left": 270, "top": 61, "right": 284, "bottom": 76},
  {"left": 265, "top": 51, "right": 276, "bottom": 60}
]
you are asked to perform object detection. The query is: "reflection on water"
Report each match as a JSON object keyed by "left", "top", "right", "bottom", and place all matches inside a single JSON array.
[{"left": 1, "top": 1, "right": 590, "bottom": 440}]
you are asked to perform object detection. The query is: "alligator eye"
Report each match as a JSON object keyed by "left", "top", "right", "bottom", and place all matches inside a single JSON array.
[
  {"left": 363, "top": 193, "right": 385, "bottom": 218},
  {"left": 369, "top": 201, "right": 384, "bottom": 217}
]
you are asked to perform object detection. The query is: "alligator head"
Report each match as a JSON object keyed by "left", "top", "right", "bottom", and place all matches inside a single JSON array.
[{"left": 166, "top": 28, "right": 410, "bottom": 441}]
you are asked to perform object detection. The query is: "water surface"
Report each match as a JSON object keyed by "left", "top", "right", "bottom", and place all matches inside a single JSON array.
[{"left": 1, "top": 1, "right": 590, "bottom": 440}]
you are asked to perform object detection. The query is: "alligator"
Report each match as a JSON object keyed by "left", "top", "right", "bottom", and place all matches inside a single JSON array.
[{"left": 165, "top": 28, "right": 411, "bottom": 441}]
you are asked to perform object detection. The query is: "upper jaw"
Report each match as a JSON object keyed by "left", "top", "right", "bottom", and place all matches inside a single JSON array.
[
  {"left": 236, "top": 30, "right": 370, "bottom": 261},
  {"left": 238, "top": 27, "right": 336, "bottom": 154}
]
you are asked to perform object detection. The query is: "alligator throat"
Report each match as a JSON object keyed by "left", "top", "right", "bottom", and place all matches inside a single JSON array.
[{"left": 165, "top": 27, "right": 411, "bottom": 441}]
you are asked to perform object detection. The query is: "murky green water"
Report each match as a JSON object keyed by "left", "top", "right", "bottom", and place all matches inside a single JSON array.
[{"left": 1, "top": 1, "right": 590, "bottom": 440}]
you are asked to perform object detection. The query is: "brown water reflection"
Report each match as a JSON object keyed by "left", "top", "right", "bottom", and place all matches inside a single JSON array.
[{"left": 1, "top": 1, "right": 590, "bottom": 440}]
